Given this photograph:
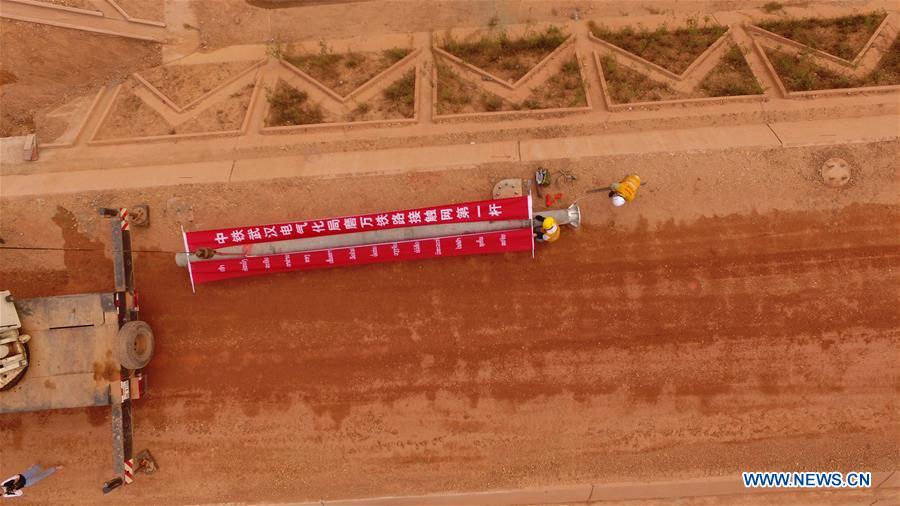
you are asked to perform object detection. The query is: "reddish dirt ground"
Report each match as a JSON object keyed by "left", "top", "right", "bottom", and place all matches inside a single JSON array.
[{"left": 0, "top": 142, "right": 897, "bottom": 504}]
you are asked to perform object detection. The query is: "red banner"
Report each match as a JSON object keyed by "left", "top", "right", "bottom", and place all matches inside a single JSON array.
[
  {"left": 185, "top": 196, "right": 531, "bottom": 251},
  {"left": 188, "top": 228, "right": 533, "bottom": 285}
]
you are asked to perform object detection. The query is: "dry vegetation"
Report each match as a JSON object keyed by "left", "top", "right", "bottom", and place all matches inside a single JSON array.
[
  {"left": 758, "top": 11, "right": 887, "bottom": 60},
  {"left": 600, "top": 44, "right": 762, "bottom": 103},
  {"left": 284, "top": 46, "right": 411, "bottom": 96},
  {"left": 436, "top": 56, "right": 585, "bottom": 114},
  {"left": 599, "top": 55, "right": 677, "bottom": 103},
  {"left": 698, "top": 45, "right": 763, "bottom": 96},
  {"left": 141, "top": 61, "right": 256, "bottom": 107},
  {"left": 765, "top": 36, "right": 900, "bottom": 92},
  {"left": 266, "top": 80, "right": 326, "bottom": 126},
  {"left": 380, "top": 69, "right": 416, "bottom": 117},
  {"left": 520, "top": 57, "right": 587, "bottom": 109},
  {"left": 442, "top": 26, "right": 568, "bottom": 82},
  {"left": 589, "top": 20, "right": 727, "bottom": 74}
]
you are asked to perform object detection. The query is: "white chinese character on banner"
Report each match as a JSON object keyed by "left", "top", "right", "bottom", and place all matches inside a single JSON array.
[
  {"left": 424, "top": 209, "right": 438, "bottom": 223},
  {"left": 326, "top": 250, "right": 334, "bottom": 264},
  {"left": 370, "top": 245, "right": 379, "bottom": 257},
  {"left": 231, "top": 229, "right": 246, "bottom": 243},
  {"left": 456, "top": 206, "right": 470, "bottom": 219},
  {"left": 391, "top": 243, "right": 400, "bottom": 256},
  {"left": 343, "top": 217, "right": 358, "bottom": 230},
  {"left": 455, "top": 237, "right": 463, "bottom": 250},
  {"left": 247, "top": 228, "right": 262, "bottom": 240},
  {"left": 500, "top": 233, "right": 507, "bottom": 246},
  {"left": 264, "top": 226, "right": 278, "bottom": 238},
  {"left": 440, "top": 208, "right": 453, "bottom": 221},
  {"left": 295, "top": 222, "right": 308, "bottom": 234},
  {"left": 217, "top": 264, "right": 226, "bottom": 272},
  {"left": 477, "top": 236, "right": 485, "bottom": 247},
  {"left": 375, "top": 214, "right": 389, "bottom": 227},
  {"left": 262, "top": 257, "right": 271, "bottom": 269},
  {"left": 488, "top": 203, "right": 502, "bottom": 217},
  {"left": 280, "top": 225, "right": 293, "bottom": 237},
  {"left": 214, "top": 232, "right": 228, "bottom": 245},
  {"left": 391, "top": 213, "right": 405, "bottom": 225},
  {"left": 408, "top": 211, "right": 422, "bottom": 224},
  {"left": 303, "top": 254, "right": 311, "bottom": 263},
  {"left": 360, "top": 217, "right": 374, "bottom": 228},
  {"left": 284, "top": 254, "right": 292, "bottom": 267},
  {"left": 434, "top": 238, "right": 442, "bottom": 256},
  {"left": 327, "top": 219, "right": 341, "bottom": 231},
  {"left": 311, "top": 221, "right": 326, "bottom": 233},
  {"left": 240, "top": 259, "right": 249, "bottom": 272},
  {"left": 413, "top": 241, "right": 421, "bottom": 253},
  {"left": 349, "top": 247, "right": 357, "bottom": 260}
]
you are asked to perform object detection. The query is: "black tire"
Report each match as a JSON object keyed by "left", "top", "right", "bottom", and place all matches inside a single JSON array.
[{"left": 115, "top": 321, "right": 154, "bottom": 370}]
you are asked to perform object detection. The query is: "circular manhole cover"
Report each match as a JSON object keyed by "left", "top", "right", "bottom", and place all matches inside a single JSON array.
[{"left": 820, "top": 158, "right": 852, "bottom": 188}]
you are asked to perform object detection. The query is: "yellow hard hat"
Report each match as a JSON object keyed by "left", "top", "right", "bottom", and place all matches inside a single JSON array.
[{"left": 542, "top": 217, "right": 556, "bottom": 229}]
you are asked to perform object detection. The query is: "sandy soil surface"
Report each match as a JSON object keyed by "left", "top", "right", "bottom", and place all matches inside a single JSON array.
[
  {"left": 141, "top": 61, "right": 256, "bottom": 108},
  {"left": 0, "top": 140, "right": 897, "bottom": 504},
  {"left": 34, "top": 0, "right": 97, "bottom": 10},
  {"left": 95, "top": 90, "right": 172, "bottom": 139},
  {"left": 115, "top": 0, "right": 166, "bottom": 22},
  {"left": 0, "top": 19, "right": 161, "bottom": 137}
]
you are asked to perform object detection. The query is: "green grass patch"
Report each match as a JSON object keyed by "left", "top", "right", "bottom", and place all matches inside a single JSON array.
[
  {"left": 589, "top": 20, "right": 727, "bottom": 74},
  {"left": 757, "top": 11, "right": 887, "bottom": 60}
]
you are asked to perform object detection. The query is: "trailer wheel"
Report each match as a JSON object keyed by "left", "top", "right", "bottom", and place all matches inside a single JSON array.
[{"left": 116, "top": 321, "right": 154, "bottom": 370}]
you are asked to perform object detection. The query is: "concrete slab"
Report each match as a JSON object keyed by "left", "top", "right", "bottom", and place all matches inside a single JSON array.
[{"left": 520, "top": 124, "right": 779, "bottom": 161}]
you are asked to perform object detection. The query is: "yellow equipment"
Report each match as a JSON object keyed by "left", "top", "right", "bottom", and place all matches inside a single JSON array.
[
  {"left": 542, "top": 217, "right": 556, "bottom": 229},
  {"left": 612, "top": 175, "right": 641, "bottom": 202}
]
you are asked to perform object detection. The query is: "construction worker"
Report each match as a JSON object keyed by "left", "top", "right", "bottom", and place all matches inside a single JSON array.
[
  {"left": 609, "top": 174, "right": 641, "bottom": 207},
  {"left": 533, "top": 215, "right": 560, "bottom": 243}
]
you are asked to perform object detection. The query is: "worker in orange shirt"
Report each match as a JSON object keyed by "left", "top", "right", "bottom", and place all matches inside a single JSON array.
[{"left": 609, "top": 175, "right": 641, "bottom": 207}]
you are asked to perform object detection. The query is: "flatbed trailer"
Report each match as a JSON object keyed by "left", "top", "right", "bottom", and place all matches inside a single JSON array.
[{"left": 0, "top": 207, "right": 155, "bottom": 492}]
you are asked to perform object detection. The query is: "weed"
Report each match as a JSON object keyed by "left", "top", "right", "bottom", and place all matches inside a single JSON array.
[
  {"left": 488, "top": 15, "right": 500, "bottom": 29},
  {"left": 344, "top": 52, "right": 364, "bottom": 69},
  {"left": 766, "top": 36, "right": 899, "bottom": 91},
  {"left": 599, "top": 54, "right": 674, "bottom": 103},
  {"left": 383, "top": 69, "right": 416, "bottom": 116},
  {"left": 266, "top": 82, "right": 324, "bottom": 126},
  {"left": 482, "top": 95, "right": 503, "bottom": 111},
  {"left": 589, "top": 21, "right": 727, "bottom": 74},
  {"left": 382, "top": 47, "right": 412, "bottom": 64},
  {"left": 758, "top": 11, "right": 887, "bottom": 60},
  {"left": 353, "top": 102, "right": 370, "bottom": 115},
  {"left": 442, "top": 26, "right": 567, "bottom": 81},
  {"left": 762, "top": 2, "right": 783, "bottom": 13},
  {"left": 561, "top": 59, "right": 580, "bottom": 75},
  {"left": 266, "top": 39, "right": 284, "bottom": 59},
  {"left": 698, "top": 45, "right": 763, "bottom": 96}
]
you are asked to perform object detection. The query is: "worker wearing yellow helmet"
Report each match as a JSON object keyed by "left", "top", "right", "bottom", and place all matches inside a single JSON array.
[
  {"left": 533, "top": 215, "right": 560, "bottom": 243},
  {"left": 609, "top": 174, "right": 641, "bottom": 207}
]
